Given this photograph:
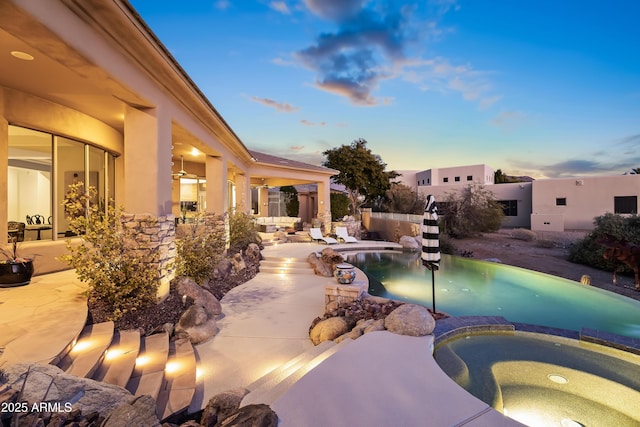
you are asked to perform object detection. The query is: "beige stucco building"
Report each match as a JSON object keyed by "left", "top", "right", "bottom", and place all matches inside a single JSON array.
[{"left": 1, "top": 0, "right": 336, "bottom": 281}]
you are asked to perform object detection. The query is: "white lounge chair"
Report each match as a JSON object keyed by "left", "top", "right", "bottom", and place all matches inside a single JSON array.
[
  {"left": 335, "top": 226, "right": 358, "bottom": 243},
  {"left": 309, "top": 228, "right": 338, "bottom": 244}
]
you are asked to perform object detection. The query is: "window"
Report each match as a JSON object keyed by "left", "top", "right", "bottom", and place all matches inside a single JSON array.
[
  {"left": 614, "top": 196, "right": 637, "bottom": 214},
  {"left": 443, "top": 177, "right": 449, "bottom": 183},
  {"left": 499, "top": 200, "right": 518, "bottom": 217},
  {"left": 556, "top": 198, "right": 567, "bottom": 206},
  {"left": 467, "top": 175, "right": 473, "bottom": 181},
  {"left": 454, "top": 176, "right": 460, "bottom": 182},
  {"left": 8, "top": 125, "right": 116, "bottom": 240},
  {"left": 427, "top": 178, "right": 430, "bottom": 184}
]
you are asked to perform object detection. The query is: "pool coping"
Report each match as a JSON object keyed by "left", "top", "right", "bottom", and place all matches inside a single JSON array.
[{"left": 433, "top": 315, "right": 640, "bottom": 355}]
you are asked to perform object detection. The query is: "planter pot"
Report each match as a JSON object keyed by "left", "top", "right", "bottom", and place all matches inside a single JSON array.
[
  {"left": 334, "top": 263, "right": 356, "bottom": 285},
  {"left": 0, "top": 260, "right": 34, "bottom": 287}
]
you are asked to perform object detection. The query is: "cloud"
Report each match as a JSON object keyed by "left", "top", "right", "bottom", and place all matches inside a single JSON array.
[
  {"left": 251, "top": 96, "right": 300, "bottom": 112},
  {"left": 301, "top": 119, "right": 327, "bottom": 126},
  {"left": 289, "top": 145, "right": 304, "bottom": 151},
  {"left": 303, "top": 0, "right": 366, "bottom": 22},
  {"left": 269, "top": 1, "right": 291, "bottom": 15},
  {"left": 617, "top": 134, "right": 640, "bottom": 147},
  {"left": 510, "top": 155, "right": 640, "bottom": 178},
  {"left": 215, "top": 0, "right": 230, "bottom": 10}
]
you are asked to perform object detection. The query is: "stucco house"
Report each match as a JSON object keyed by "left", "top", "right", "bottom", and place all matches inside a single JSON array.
[{"left": 1, "top": 0, "right": 336, "bottom": 288}]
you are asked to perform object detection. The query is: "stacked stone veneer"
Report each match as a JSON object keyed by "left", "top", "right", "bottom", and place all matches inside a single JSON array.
[
  {"left": 122, "top": 213, "right": 176, "bottom": 299},
  {"left": 324, "top": 284, "right": 363, "bottom": 312}
]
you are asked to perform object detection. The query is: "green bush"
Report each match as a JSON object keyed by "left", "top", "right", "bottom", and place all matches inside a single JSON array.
[
  {"left": 229, "top": 210, "right": 262, "bottom": 252},
  {"left": 568, "top": 213, "right": 640, "bottom": 271},
  {"left": 281, "top": 186, "right": 300, "bottom": 217},
  {"left": 176, "top": 216, "right": 226, "bottom": 285},
  {"left": 330, "top": 193, "right": 350, "bottom": 221},
  {"left": 61, "top": 183, "right": 159, "bottom": 321}
]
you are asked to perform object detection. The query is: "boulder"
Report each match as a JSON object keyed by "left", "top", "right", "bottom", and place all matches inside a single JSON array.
[
  {"left": 201, "top": 388, "right": 250, "bottom": 427},
  {"left": 230, "top": 253, "right": 246, "bottom": 274},
  {"left": 102, "top": 395, "right": 160, "bottom": 427},
  {"left": 309, "top": 317, "right": 349, "bottom": 345},
  {"left": 219, "top": 404, "right": 278, "bottom": 427},
  {"left": 307, "top": 252, "right": 333, "bottom": 277},
  {"left": 384, "top": 304, "right": 435, "bottom": 336},
  {"left": 214, "top": 258, "right": 234, "bottom": 281},
  {"left": 321, "top": 247, "right": 344, "bottom": 266},
  {"left": 176, "top": 277, "right": 222, "bottom": 317},
  {"left": 363, "top": 318, "right": 386, "bottom": 334},
  {"left": 399, "top": 235, "right": 421, "bottom": 251},
  {"left": 244, "top": 243, "right": 262, "bottom": 264},
  {"left": 175, "top": 305, "right": 218, "bottom": 344},
  {"left": 2, "top": 363, "right": 132, "bottom": 417}
]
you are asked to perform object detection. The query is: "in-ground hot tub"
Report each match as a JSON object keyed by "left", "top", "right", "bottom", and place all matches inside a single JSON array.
[{"left": 434, "top": 331, "right": 640, "bottom": 427}]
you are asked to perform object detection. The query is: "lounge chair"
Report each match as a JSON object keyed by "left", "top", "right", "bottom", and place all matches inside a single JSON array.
[
  {"left": 309, "top": 228, "right": 338, "bottom": 244},
  {"left": 335, "top": 226, "right": 358, "bottom": 243}
]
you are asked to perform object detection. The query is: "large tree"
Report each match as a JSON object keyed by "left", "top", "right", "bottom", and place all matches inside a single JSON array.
[{"left": 323, "top": 139, "right": 398, "bottom": 216}]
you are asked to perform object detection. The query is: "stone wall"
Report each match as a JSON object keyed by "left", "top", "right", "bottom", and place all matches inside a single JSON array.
[
  {"left": 122, "top": 213, "right": 176, "bottom": 299},
  {"left": 324, "top": 284, "right": 362, "bottom": 312}
]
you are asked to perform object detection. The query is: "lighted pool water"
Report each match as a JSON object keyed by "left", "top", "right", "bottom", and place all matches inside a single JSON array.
[
  {"left": 345, "top": 252, "right": 640, "bottom": 339},
  {"left": 434, "top": 331, "right": 640, "bottom": 427}
]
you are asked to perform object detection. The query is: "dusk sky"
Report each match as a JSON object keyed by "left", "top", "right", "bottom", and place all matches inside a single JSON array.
[{"left": 129, "top": 0, "right": 640, "bottom": 179}]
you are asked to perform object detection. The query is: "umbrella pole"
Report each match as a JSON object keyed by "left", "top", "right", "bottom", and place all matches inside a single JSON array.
[{"left": 431, "top": 267, "right": 436, "bottom": 313}]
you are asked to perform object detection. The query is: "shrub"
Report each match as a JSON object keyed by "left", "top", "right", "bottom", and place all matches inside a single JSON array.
[
  {"left": 439, "top": 184, "right": 504, "bottom": 238},
  {"left": 438, "top": 233, "right": 457, "bottom": 255},
  {"left": 330, "top": 193, "right": 350, "bottom": 221},
  {"left": 568, "top": 213, "right": 640, "bottom": 271},
  {"left": 511, "top": 228, "right": 536, "bottom": 241},
  {"left": 175, "top": 215, "right": 226, "bottom": 285},
  {"left": 61, "top": 183, "right": 159, "bottom": 321},
  {"left": 383, "top": 183, "right": 426, "bottom": 214},
  {"left": 535, "top": 238, "right": 555, "bottom": 248},
  {"left": 228, "top": 210, "right": 262, "bottom": 252},
  {"left": 281, "top": 186, "right": 300, "bottom": 217}
]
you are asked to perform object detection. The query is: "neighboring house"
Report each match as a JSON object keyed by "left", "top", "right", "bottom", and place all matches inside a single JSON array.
[
  {"left": 416, "top": 164, "right": 495, "bottom": 187},
  {"left": 1, "top": 0, "right": 336, "bottom": 282}
]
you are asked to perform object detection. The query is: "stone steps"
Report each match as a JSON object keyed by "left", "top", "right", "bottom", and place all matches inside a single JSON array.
[
  {"left": 260, "top": 258, "right": 313, "bottom": 275},
  {"left": 55, "top": 322, "right": 198, "bottom": 421},
  {"left": 57, "top": 321, "right": 114, "bottom": 379},
  {"left": 155, "top": 338, "right": 197, "bottom": 421},
  {"left": 241, "top": 338, "right": 353, "bottom": 407}
]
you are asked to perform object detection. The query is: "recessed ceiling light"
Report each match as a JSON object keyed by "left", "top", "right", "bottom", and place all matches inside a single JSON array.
[
  {"left": 11, "top": 51, "right": 34, "bottom": 61},
  {"left": 548, "top": 374, "right": 568, "bottom": 384}
]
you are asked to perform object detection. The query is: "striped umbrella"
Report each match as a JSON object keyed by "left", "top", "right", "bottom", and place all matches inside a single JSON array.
[{"left": 422, "top": 194, "right": 440, "bottom": 312}]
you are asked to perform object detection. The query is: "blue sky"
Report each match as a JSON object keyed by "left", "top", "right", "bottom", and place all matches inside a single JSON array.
[{"left": 129, "top": 0, "right": 640, "bottom": 179}]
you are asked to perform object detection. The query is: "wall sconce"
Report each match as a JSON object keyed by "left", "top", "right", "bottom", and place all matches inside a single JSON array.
[{"left": 320, "top": 200, "right": 324, "bottom": 204}]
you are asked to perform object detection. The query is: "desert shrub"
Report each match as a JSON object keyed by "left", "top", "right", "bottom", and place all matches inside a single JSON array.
[
  {"left": 61, "top": 183, "right": 159, "bottom": 321},
  {"left": 535, "top": 238, "right": 555, "bottom": 248},
  {"left": 175, "top": 216, "right": 226, "bottom": 285},
  {"left": 511, "top": 228, "right": 536, "bottom": 241},
  {"left": 383, "top": 183, "right": 426, "bottom": 214},
  {"left": 568, "top": 213, "right": 640, "bottom": 271},
  {"left": 439, "top": 184, "right": 504, "bottom": 238},
  {"left": 228, "top": 210, "right": 262, "bottom": 252},
  {"left": 330, "top": 193, "right": 350, "bottom": 221},
  {"left": 438, "top": 233, "right": 457, "bottom": 255}
]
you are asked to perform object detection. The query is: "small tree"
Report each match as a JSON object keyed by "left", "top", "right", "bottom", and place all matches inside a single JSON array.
[
  {"left": 323, "top": 139, "right": 398, "bottom": 216},
  {"left": 280, "top": 186, "right": 300, "bottom": 217},
  {"left": 61, "top": 183, "right": 159, "bottom": 321},
  {"left": 175, "top": 214, "right": 227, "bottom": 285},
  {"left": 330, "top": 192, "right": 350, "bottom": 220},
  {"left": 228, "top": 210, "right": 262, "bottom": 253},
  {"left": 439, "top": 183, "right": 504, "bottom": 238}
]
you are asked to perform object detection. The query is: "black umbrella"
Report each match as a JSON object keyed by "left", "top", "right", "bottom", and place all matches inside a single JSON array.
[{"left": 421, "top": 194, "right": 441, "bottom": 313}]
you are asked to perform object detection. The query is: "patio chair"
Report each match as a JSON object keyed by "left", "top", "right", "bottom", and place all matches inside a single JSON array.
[
  {"left": 309, "top": 228, "right": 338, "bottom": 245},
  {"left": 335, "top": 226, "right": 358, "bottom": 243}
]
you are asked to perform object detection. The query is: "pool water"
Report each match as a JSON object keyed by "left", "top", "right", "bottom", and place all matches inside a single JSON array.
[
  {"left": 434, "top": 331, "right": 640, "bottom": 427},
  {"left": 346, "top": 251, "right": 640, "bottom": 339}
]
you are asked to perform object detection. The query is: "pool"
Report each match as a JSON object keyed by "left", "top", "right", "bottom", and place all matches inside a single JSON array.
[
  {"left": 345, "top": 251, "right": 640, "bottom": 339},
  {"left": 434, "top": 331, "right": 640, "bottom": 427}
]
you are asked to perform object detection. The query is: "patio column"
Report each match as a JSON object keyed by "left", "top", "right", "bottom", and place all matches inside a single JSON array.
[
  {"left": 236, "top": 173, "right": 249, "bottom": 212},
  {"left": 259, "top": 186, "right": 269, "bottom": 217},
  {"left": 317, "top": 179, "right": 331, "bottom": 232},
  {"left": 123, "top": 105, "right": 172, "bottom": 215},
  {"left": 0, "top": 89, "right": 8, "bottom": 244},
  {"left": 206, "top": 155, "right": 227, "bottom": 214}
]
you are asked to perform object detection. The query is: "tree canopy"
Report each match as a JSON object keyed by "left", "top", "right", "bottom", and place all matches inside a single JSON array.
[{"left": 323, "top": 138, "right": 398, "bottom": 215}]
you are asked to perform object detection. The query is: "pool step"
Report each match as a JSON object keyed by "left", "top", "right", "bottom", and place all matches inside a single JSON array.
[
  {"left": 57, "top": 321, "right": 114, "bottom": 379},
  {"left": 241, "top": 338, "right": 353, "bottom": 407}
]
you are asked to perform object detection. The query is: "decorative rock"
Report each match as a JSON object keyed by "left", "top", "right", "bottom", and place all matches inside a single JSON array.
[
  {"left": 2, "top": 363, "right": 132, "bottom": 417},
  {"left": 219, "top": 404, "right": 277, "bottom": 427},
  {"left": 244, "top": 243, "right": 261, "bottom": 264},
  {"left": 309, "top": 317, "right": 349, "bottom": 345},
  {"left": 384, "top": 304, "right": 435, "bottom": 336},
  {"left": 102, "top": 395, "right": 160, "bottom": 427},
  {"left": 307, "top": 253, "right": 332, "bottom": 277},
  {"left": 214, "top": 258, "right": 234, "bottom": 281},
  {"left": 363, "top": 318, "right": 386, "bottom": 334},
  {"left": 399, "top": 235, "right": 421, "bottom": 251},
  {"left": 230, "top": 253, "right": 246, "bottom": 274},
  {"left": 273, "top": 230, "right": 288, "bottom": 242},
  {"left": 176, "top": 277, "right": 222, "bottom": 316},
  {"left": 174, "top": 305, "right": 218, "bottom": 345},
  {"left": 200, "top": 388, "right": 249, "bottom": 427}
]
